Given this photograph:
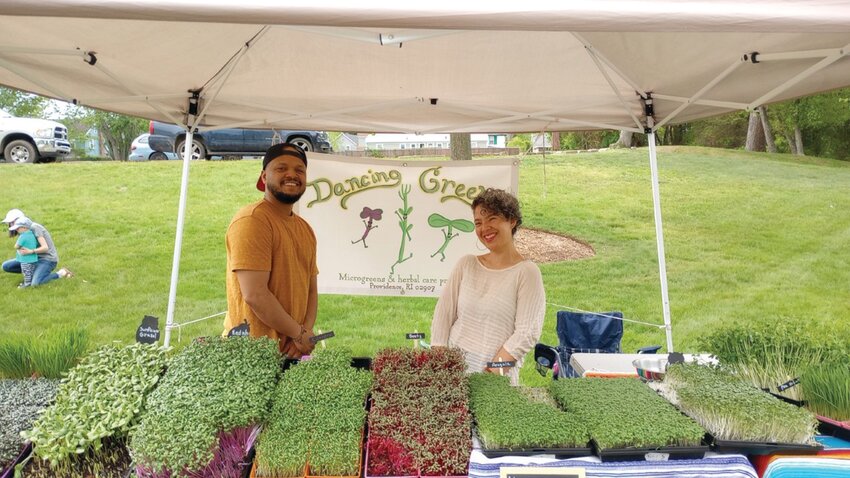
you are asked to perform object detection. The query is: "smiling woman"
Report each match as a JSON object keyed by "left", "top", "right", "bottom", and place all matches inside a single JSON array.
[{"left": 431, "top": 188, "right": 546, "bottom": 385}]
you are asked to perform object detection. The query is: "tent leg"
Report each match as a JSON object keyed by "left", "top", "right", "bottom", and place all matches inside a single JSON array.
[
  {"left": 647, "top": 132, "right": 674, "bottom": 352},
  {"left": 163, "top": 131, "right": 194, "bottom": 347}
]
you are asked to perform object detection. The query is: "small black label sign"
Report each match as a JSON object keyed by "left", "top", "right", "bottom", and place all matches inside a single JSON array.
[
  {"left": 228, "top": 322, "right": 251, "bottom": 337},
  {"left": 310, "top": 331, "right": 335, "bottom": 344},
  {"left": 668, "top": 352, "right": 685, "bottom": 364},
  {"left": 778, "top": 377, "right": 800, "bottom": 392},
  {"left": 136, "top": 315, "right": 160, "bottom": 344},
  {"left": 406, "top": 332, "right": 425, "bottom": 340},
  {"left": 486, "top": 361, "right": 517, "bottom": 368}
]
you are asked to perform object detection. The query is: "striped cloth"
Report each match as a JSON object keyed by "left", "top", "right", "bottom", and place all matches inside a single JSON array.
[{"left": 469, "top": 449, "right": 758, "bottom": 478}]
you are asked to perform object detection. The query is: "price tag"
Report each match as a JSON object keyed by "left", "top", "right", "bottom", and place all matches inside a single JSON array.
[
  {"left": 500, "top": 466, "right": 586, "bottom": 478},
  {"left": 645, "top": 452, "right": 670, "bottom": 461},
  {"left": 135, "top": 315, "right": 160, "bottom": 344},
  {"left": 778, "top": 377, "right": 800, "bottom": 392},
  {"left": 486, "top": 361, "right": 517, "bottom": 368},
  {"left": 406, "top": 332, "right": 425, "bottom": 340},
  {"left": 310, "top": 331, "right": 335, "bottom": 344},
  {"left": 228, "top": 321, "right": 250, "bottom": 337}
]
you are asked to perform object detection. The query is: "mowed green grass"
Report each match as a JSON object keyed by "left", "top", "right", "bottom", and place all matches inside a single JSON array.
[{"left": 1, "top": 146, "right": 848, "bottom": 385}]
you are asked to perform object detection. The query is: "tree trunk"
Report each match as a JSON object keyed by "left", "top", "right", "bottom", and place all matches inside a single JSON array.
[
  {"left": 794, "top": 125, "right": 805, "bottom": 156},
  {"left": 614, "top": 130, "right": 633, "bottom": 148},
  {"left": 551, "top": 132, "right": 561, "bottom": 151},
  {"left": 450, "top": 133, "right": 471, "bottom": 161},
  {"left": 745, "top": 110, "right": 766, "bottom": 152},
  {"left": 757, "top": 106, "right": 777, "bottom": 153},
  {"left": 785, "top": 132, "right": 798, "bottom": 155}
]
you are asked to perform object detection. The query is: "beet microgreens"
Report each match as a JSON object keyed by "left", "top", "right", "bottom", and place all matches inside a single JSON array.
[{"left": 367, "top": 347, "right": 471, "bottom": 477}]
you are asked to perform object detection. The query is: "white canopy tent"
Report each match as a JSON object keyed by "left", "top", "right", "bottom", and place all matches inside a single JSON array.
[{"left": 2, "top": 1, "right": 849, "bottom": 348}]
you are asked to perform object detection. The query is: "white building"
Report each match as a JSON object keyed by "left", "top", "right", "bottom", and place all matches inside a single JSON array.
[{"left": 364, "top": 133, "right": 506, "bottom": 150}]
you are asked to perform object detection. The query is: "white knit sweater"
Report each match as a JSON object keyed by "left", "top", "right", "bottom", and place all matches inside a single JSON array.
[{"left": 431, "top": 254, "right": 546, "bottom": 384}]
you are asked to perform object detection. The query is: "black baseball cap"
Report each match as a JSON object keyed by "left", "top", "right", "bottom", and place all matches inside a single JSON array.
[{"left": 257, "top": 143, "right": 308, "bottom": 192}]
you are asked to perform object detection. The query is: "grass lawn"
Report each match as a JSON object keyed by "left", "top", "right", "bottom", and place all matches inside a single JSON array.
[{"left": 1, "top": 146, "right": 848, "bottom": 385}]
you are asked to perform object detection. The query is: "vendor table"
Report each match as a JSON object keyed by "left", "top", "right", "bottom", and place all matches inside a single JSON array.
[
  {"left": 469, "top": 448, "right": 757, "bottom": 478},
  {"left": 569, "top": 353, "right": 714, "bottom": 378}
]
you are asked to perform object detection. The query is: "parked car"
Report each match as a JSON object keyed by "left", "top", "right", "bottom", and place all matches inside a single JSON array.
[
  {"left": 129, "top": 134, "right": 177, "bottom": 161},
  {"left": 0, "top": 108, "right": 71, "bottom": 163},
  {"left": 148, "top": 121, "right": 332, "bottom": 160}
]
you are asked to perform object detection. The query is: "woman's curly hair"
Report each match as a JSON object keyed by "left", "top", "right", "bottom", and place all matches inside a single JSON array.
[{"left": 471, "top": 188, "right": 522, "bottom": 235}]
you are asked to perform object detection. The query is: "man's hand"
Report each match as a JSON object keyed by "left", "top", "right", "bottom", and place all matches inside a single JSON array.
[
  {"left": 281, "top": 338, "right": 301, "bottom": 359},
  {"left": 292, "top": 326, "right": 316, "bottom": 355}
]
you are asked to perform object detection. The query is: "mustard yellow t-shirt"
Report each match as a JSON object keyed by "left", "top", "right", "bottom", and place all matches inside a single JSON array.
[{"left": 224, "top": 199, "right": 318, "bottom": 347}]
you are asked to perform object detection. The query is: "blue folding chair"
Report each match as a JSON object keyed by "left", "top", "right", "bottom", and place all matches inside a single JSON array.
[{"left": 534, "top": 310, "right": 661, "bottom": 379}]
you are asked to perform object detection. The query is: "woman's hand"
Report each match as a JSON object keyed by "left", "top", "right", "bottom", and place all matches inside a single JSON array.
[{"left": 484, "top": 346, "right": 517, "bottom": 374}]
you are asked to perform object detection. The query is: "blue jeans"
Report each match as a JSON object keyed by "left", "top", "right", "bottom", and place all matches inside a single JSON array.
[{"left": 2, "top": 258, "right": 59, "bottom": 286}]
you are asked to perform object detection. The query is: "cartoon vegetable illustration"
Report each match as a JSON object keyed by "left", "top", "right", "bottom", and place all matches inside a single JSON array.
[
  {"left": 390, "top": 185, "right": 414, "bottom": 275},
  {"left": 428, "top": 213, "right": 474, "bottom": 261},
  {"left": 351, "top": 206, "right": 383, "bottom": 248}
]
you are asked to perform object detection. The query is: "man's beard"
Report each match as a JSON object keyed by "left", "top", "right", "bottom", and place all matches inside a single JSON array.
[{"left": 269, "top": 183, "right": 305, "bottom": 204}]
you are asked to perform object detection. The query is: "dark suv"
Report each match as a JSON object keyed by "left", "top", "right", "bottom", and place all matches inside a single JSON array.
[{"left": 148, "top": 121, "right": 332, "bottom": 160}]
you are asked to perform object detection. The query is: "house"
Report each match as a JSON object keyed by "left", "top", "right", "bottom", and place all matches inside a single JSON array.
[
  {"left": 364, "top": 133, "right": 507, "bottom": 150},
  {"left": 531, "top": 133, "right": 552, "bottom": 152},
  {"left": 335, "top": 133, "right": 366, "bottom": 152}
]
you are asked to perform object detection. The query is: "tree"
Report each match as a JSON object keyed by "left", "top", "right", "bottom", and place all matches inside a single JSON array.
[
  {"left": 745, "top": 110, "right": 766, "bottom": 152},
  {"left": 450, "top": 133, "right": 471, "bottom": 161},
  {"left": 551, "top": 131, "right": 561, "bottom": 151},
  {"left": 66, "top": 107, "right": 148, "bottom": 161},
  {"left": 0, "top": 87, "right": 48, "bottom": 118},
  {"left": 612, "top": 130, "right": 633, "bottom": 148},
  {"left": 757, "top": 105, "right": 777, "bottom": 153},
  {"left": 507, "top": 134, "right": 532, "bottom": 153}
]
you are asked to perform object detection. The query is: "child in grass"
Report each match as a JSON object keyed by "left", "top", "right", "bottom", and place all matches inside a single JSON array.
[{"left": 9, "top": 217, "right": 38, "bottom": 288}]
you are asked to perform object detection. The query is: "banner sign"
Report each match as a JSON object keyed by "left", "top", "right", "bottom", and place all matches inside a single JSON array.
[{"left": 299, "top": 154, "right": 518, "bottom": 297}]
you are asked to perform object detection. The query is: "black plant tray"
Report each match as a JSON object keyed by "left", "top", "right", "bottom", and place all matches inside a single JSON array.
[
  {"left": 479, "top": 443, "right": 593, "bottom": 459},
  {"left": 711, "top": 439, "right": 822, "bottom": 456},
  {"left": 816, "top": 415, "right": 850, "bottom": 442},
  {"left": 592, "top": 440, "right": 709, "bottom": 462},
  {"left": 0, "top": 442, "right": 31, "bottom": 478}
]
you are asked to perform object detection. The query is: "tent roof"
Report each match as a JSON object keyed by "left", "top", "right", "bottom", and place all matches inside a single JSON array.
[{"left": 2, "top": 2, "right": 850, "bottom": 133}]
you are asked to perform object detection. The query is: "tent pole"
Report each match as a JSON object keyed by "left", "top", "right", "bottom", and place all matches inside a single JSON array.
[
  {"left": 647, "top": 131, "right": 674, "bottom": 352},
  {"left": 163, "top": 131, "right": 194, "bottom": 347}
]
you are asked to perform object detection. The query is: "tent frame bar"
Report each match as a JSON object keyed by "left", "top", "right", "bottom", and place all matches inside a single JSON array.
[
  {"left": 651, "top": 94, "right": 748, "bottom": 110},
  {"left": 583, "top": 45, "right": 645, "bottom": 130},
  {"left": 198, "top": 98, "right": 414, "bottom": 131},
  {"left": 747, "top": 43, "right": 850, "bottom": 109},
  {"left": 0, "top": 56, "right": 75, "bottom": 102},
  {"left": 654, "top": 59, "right": 743, "bottom": 130}
]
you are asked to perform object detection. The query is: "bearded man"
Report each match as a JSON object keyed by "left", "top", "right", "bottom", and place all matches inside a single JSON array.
[{"left": 223, "top": 143, "right": 318, "bottom": 358}]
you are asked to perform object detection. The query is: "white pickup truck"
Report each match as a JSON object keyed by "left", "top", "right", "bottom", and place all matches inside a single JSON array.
[{"left": 0, "top": 108, "right": 71, "bottom": 163}]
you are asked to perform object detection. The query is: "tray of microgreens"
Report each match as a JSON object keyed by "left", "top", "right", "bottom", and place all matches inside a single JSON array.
[
  {"left": 130, "top": 336, "right": 279, "bottom": 478},
  {"left": 0, "top": 378, "right": 59, "bottom": 478},
  {"left": 366, "top": 347, "right": 471, "bottom": 478},
  {"left": 468, "top": 373, "right": 591, "bottom": 458},
  {"left": 252, "top": 348, "right": 371, "bottom": 478},
  {"left": 657, "top": 363, "right": 822, "bottom": 455},
  {"left": 20, "top": 343, "right": 168, "bottom": 478},
  {"left": 549, "top": 377, "right": 708, "bottom": 462}
]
